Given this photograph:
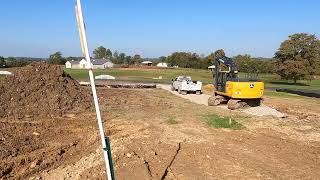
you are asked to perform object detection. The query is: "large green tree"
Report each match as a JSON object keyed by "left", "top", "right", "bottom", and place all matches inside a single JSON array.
[
  {"left": 159, "top": 56, "right": 166, "bottom": 62},
  {"left": 275, "top": 33, "right": 320, "bottom": 83},
  {"left": 106, "top": 49, "right": 112, "bottom": 58},
  {"left": 166, "top": 52, "right": 201, "bottom": 68},
  {"left": 112, "top": 50, "right": 119, "bottom": 64},
  {"left": 48, "top": 52, "right": 66, "bottom": 65},
  {"left": 93, "top": 46, "right": 112, "bottom": 59},
  {"left": 133, "top": 54, "right": 143, "bottom": 64},
  {"left": 118, "top": 53, "right": 126, "bottom": 64},
  {"left": 125, "top": 56, "right": 132, "bottom": 65},
  {"left": 234, "top": 55, "right": 258, "bottom": 73}
]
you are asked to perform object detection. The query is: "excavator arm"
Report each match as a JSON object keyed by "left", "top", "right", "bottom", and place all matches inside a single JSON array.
[
  {"left": 214, "top": 53, "right": 238, "bottom": 73},
  {"left": 214, "top": 52, "right": 239, "bottom": 91}
]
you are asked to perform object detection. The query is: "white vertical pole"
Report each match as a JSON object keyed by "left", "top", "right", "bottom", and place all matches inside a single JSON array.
[{"left": 75, "top": 1, "right": 112, "bottom": 180}]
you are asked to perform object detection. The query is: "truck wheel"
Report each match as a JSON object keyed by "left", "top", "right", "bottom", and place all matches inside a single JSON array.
[
  {"left": 181, "top": 90, "right": 187, "bottom": 95},
  {"left": 196, "top": 91, "right": 201, "bottom": 95}
]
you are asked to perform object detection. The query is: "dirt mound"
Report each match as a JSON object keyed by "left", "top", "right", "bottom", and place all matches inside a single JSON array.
[
  {"left": 202, "top": 84, "right": 215, "bottom": 95},
  {"left": 0, "top": 62, "right": 92, "bottom": 119}
]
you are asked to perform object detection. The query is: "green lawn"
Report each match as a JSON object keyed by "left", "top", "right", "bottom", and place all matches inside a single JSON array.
[
  {"left": 264, "top": 90, "right": 312, "bottom": 99},
  {"left": 263, "top": 90, "right": 320, "bottom": 103},
  {"left": 64, "top": 68, "right": 320, "bottom": 91},
  {"left": 265, "top": 79, "right": 320, "bottom": 91},
  {"left": 64, "top": 68, "right": 213, "bottom": 84},
  {"left": 202, "top": 114, "right": 244, "bottom": 130}
]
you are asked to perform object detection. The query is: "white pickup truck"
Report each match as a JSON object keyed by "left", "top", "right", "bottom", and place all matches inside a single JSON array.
[{"left": 171, "top": 76, "right": 202, "bottom": 95}]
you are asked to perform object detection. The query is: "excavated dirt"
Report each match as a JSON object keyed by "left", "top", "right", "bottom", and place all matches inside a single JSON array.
[
  {"left": 264, "top": 97, "right": 320, "bottom": 128},
  {"left": 1, "top": 87, "right": 320, "bottom": 179},
  {"left": 0, "top": 63, "right": 92, "bottom": 119}
]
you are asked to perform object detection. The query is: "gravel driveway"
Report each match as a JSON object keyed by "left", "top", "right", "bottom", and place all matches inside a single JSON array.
[{"left": 157, "top": 84, "right": 285, "bottom": 118}]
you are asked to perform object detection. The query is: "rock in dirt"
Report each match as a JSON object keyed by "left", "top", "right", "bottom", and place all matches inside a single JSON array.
[
  {"left": 32, "top": 132, "right": 40, "bottom": 136},
  {"left": 0, "top": 62, "right": 92, "bottom": 119}
]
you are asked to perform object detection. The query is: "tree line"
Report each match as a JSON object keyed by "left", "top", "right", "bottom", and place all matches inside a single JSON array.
[
  {"left": 92, "top": 46, "right": 143, "bottom": 65},
  {"left": 156, "top": 33, "right": 320, "bottom": 83},
  {"left": 2, "top": 33, "right": 319, "bottom": 83},
  {"left": 43, "top": 46, "right": 145, "bottom": 66},
  {"left": 0, "top": 56, "right": 40, "bottom": 68}
]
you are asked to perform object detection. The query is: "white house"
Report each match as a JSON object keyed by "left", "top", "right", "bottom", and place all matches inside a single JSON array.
[
  {"left": 65, "top": 59, "right": 114, "bottom": 69},
  {"left": 91, "top": 59, "right": 114, "bottom": 69},
  {"left": 141, "top": 61, "right": 153, "bottom": 66},
  {"left": 156, "top": 62, "right": 168, "bottom": 68},
  {"left": 65, "top": 60, "right": 81, "bottom": 69}
]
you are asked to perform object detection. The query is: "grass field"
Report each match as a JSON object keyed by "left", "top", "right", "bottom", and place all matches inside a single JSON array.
[
  {"left": 265, "top": 80, "right": 320, "bottom": 91},
  {"left": 64, "top": 68, "right": 320, "bottom": 91},
  {"left": 263, "top": 90, "right": 320, "bottom": 102},
  {"left": 202, "top": 114, "right": 244, "bottom": 130},
  {"left": 64, "top": 68, "right": 213, "bottom": 84}
]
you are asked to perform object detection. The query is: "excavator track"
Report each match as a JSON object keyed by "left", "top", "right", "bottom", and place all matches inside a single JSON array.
[
  {"left": 208, "top": 96, "right": 262, "bottom": 110},
  {"left": 227, "top": 99, "right": 245, "bottom": 110},
  {"left": 208, "top": 95, "right": 225, "bottom": 106},
  {"left": 227, "top": 99, "right": 261, "bottom": 110}
]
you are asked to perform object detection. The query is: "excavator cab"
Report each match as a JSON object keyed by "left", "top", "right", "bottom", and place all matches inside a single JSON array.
[{"left": 208, "top": 51, "right": 264, "bottom": 109}]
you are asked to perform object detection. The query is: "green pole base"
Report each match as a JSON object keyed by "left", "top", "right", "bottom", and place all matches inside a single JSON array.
[{"left": 104, "top": 137, "right": 115, "bottom": 180}]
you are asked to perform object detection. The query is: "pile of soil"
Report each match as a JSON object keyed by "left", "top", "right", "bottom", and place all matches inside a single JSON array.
[{"left": 0, "top": 62, "right": 92, "bottom": 119}]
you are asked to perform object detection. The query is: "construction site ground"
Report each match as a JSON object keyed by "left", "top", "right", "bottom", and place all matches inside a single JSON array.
[{"left": 1, "top": 87, "right": 320, "bottom": 180}]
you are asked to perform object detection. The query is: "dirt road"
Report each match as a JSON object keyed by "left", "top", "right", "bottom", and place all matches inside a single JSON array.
[{"left": 1, "top": 88, "right": 320, "bottom": 179}]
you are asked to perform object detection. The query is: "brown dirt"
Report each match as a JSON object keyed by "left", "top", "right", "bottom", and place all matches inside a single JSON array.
[
  {"left": 0, "top": 87, "right": 320, "bottom": 179},
  {"left": 202, "top": 84, "right": 215, "bottom": 95},
  {"left": 0, "top": 62, "right": 91, "bottom": 119},
  {"left": 264, "top": 96, "right": 320, "bottom": 128}
]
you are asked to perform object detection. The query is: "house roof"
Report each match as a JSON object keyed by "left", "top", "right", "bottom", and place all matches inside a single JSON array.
[
  {"left": 91, "top": 59, "right": 112, "bottom": 65},
  {"left": 68, "top": 60, "right": 81, "bottom": 65},
  {"left": 66, "top": 59, "right": 112, "bottom": 65},
  {"left": 141, "top": 61, "right": 153, "bottom": 64}
]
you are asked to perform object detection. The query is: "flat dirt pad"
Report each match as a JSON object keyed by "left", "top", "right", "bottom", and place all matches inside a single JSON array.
[{"left": 1, "top": 88, "right": 320, "bottom": 179}]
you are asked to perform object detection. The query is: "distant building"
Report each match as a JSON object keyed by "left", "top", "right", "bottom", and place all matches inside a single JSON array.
[
  {"left": 65, "top": 58, "right": 114, "bottom": 69},
  {"left": 91, "top": 59, "right": 114, "bottom": 69},
  {"left": 156, "top": 62, "right": 168, "bottom": 68},
  {"left": 65, "top": 60, "right": 81, "bottom": 69},
  {"left": 141, "top": 61, "right": 153, "bottom": 66}
]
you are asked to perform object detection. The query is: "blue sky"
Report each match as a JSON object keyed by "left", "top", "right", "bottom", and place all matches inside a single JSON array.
[{"left": 0, "top": 0, "right": 319, "bottom": 58}]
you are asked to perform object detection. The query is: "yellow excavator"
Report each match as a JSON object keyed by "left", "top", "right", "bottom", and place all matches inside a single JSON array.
[{"left": 208, "top": 50, "right": 264, "bottom": 109}]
